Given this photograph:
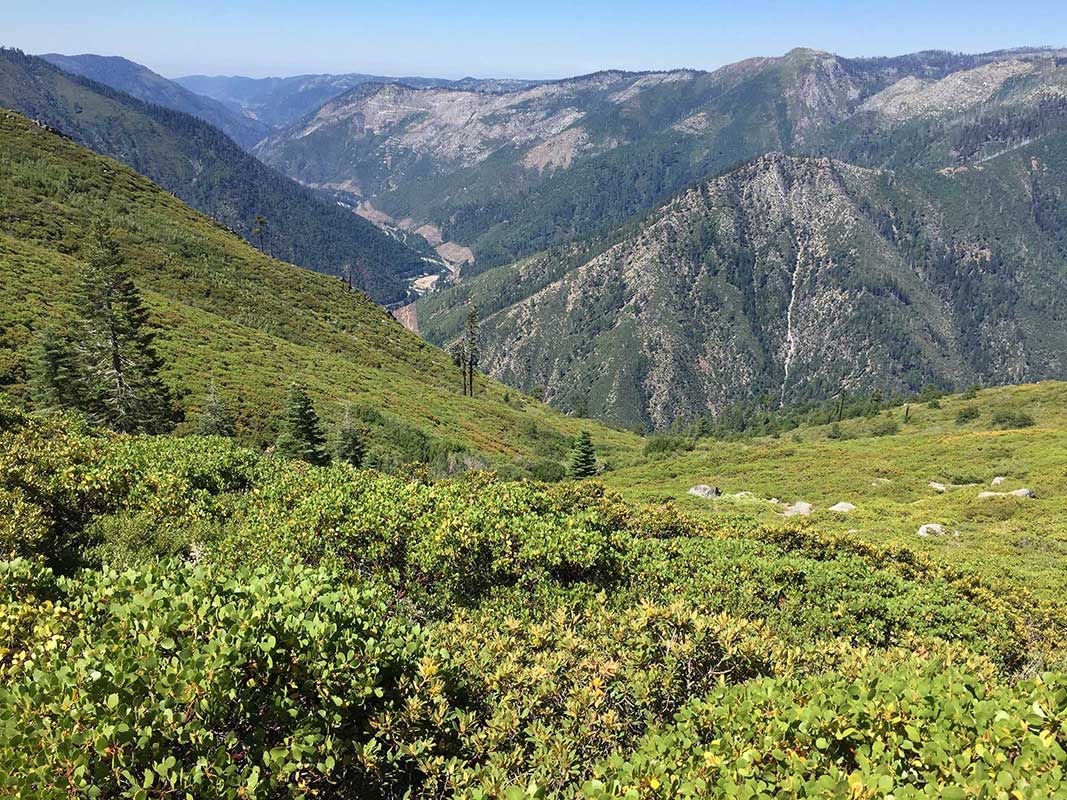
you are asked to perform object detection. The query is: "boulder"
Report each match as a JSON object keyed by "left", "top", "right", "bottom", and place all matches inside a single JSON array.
[
  {"left": 928, "top": 481, "right": 947, "bottom": 493},
  {"left": 991, "top": 476, "right": 1006, "bottom": 486},
  {"left": 977, "top": 488, "right": 1035, "bottom": 499},
  {"left": 688, "top": 484, "right": 720, "bottom": 499},
  {"left": 917, "top": 523, "right": 946, "bottom": 537},
  {"left": 733, "top": 491, "right": 754, "bottom": 498},
  {"left": 783, "top": 501, "right": 813, "bottom": 517},
  {"left": 871, "top": 478, "right": 892, "bottom": 486},
  {"left": 829, "top": 502, "right": 856, "bottom": 513}
]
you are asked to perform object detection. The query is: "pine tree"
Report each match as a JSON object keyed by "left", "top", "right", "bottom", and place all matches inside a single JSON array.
[
  {"left": 197, "top": 381, "right": 236, "bottom": 437},
  {"left": 75, "top": 223, "right": 179, "bottom": 434},
  {"left": 335, "top": 405, "right": 366, "bottom": 467},
  {"left": 275, "top": 383, "right": 329, "bottom": 465},
  {"left": 463, "top": 306, "right": 479, "bottom": 396},
  {"left": 28, "top": 329, "right": 81, "bottom": 413},
  {"left": 566, "top": 430, "right": 597, "bottom": 479}
]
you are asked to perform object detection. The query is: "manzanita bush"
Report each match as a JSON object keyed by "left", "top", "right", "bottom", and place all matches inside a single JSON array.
[{"left": 1, "top": 400, "right": 1066, "bottom": 797}]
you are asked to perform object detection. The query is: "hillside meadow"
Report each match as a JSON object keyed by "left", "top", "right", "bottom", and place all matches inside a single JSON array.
[{"left": 607, "top": 382, "right": 1067, "bottom": 603}]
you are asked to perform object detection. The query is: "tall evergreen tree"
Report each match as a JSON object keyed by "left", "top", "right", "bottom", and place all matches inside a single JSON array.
[
  {"left": 451, "top": 306, "right": 480, "bottom": 397},
  {"left": 334, "top": 405, "right": 367, "bottom": 467},
  {"left": 197, "top": 381, "right": 236, "bottom": 437},
  {"left": 463, "top": 306, "right": 480, "bottom": 396},
  {"left": 566, "top": 430, "right": 598, "bottom": 479},
  {"left": 275, "top": 383, "right": 329, "bottom": 465},
  {"left": 75, "top": 223, "right": 179, "bottom": 434},
  {"left": 28, "top": 329, "right": 81, "bottom": 413}
]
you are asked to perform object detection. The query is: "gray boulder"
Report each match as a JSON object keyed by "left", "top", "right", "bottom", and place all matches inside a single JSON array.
[
  {"left": 829, "top": 502, "right": 856, "bottom": 513},
  {"left": 991, "top": 476, "right": 1006, "bottom": 486},
  {"left": 917, "top": 523, "right": 946, "bottom": 537},
  {"left": 928, "top": 481, "right": 947, "bottom": 493},
  {"left": 688, "top": 484, "right": 720, "bottom": 499},
  {"left": 783, "top": 501, "right": 813, "bottom": 517}
]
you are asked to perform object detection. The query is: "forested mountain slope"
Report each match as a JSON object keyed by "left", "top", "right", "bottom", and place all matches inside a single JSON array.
[
  {"left": 39, "top": 53, "right": 271, "bottom": 148},
  {"left": 417, "top": 144, "right": 1067, "bottom": 428},
  {"left": 0, "top": 49, "right": 430, "bottom": 303},
  {"left": 0, "top": 109, "right": 637, "bottom": 469},
  {"left": 256, "top": 47, "right": 1067, "bottom": 272}
]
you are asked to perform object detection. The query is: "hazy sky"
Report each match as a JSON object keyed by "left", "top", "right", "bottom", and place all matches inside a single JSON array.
[{"left": 7, "top": 0, "right": 1067, "bottom": 79}]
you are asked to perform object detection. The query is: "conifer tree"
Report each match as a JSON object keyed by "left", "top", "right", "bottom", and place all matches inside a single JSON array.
[
  {"left": 75, "top": 223, "right": 179, "bottom": 434},
  {"left": 275, "top": 383, "right": 329, "bottom": 465},
  {"left": 197, "top": 381, "right": 236, "bottom": 437},
  {"left": 463, "top": 306, "right": 479, "bottom": 396},
  {"left": 335, "top": 405, "right": 366, "bottom": 467},
  {"left": 566, "top": 430, "right": 597, "bottom": 479},
  {"left": 28, "top": 329, "right": 81, "bottom": 413}
]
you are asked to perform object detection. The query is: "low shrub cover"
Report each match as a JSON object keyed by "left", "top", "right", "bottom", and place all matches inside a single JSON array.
[{"left": 0, "top": 559, "right": 457, "bottom": 798}]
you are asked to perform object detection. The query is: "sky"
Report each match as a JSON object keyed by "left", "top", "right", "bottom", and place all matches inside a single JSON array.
[{"left": 6, "top": 0, "right": 1067, "bottom": 80}]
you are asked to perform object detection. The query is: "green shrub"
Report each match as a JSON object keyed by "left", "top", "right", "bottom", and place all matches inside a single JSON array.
[
  {"left": 583, "top": 660, "right": 1067, "bottom": 799},
  {"left": 869, "top": 418, "right": 900, "bottom": 437},
  {"left": 991, "top": 409, "right": 1036, "bottom": 429},
  {"left": 0, "top": 559, "right": 458, "bottom": 798},
  {"left": 643, "top": 435, "right": 694, "bottom": 457},
  {"left": 955, "top": 405, "right": 981, "bottom": 424}
]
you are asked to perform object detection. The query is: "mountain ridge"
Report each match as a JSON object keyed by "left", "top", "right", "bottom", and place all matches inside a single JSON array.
[
  {"left": 38, "top": 53, "right": 271, "bottom": 148},
  {"left": 0, "top": 48, "right": 431, "bottom": 303}
]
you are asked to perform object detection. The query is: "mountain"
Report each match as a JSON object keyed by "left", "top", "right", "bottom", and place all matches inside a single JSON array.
[
  {"left": 0, "top": 108, "right": 637, "bottom": 470},
  {"left": 415, "top": 142, "right": 1067, "bottom": 429},
  {"left": 254, "top": 47, "right": 1065, "bottom": 274},
  {"left": 176, "top": 71, "right": 544, "bottom": 129},
  {"left": 0, "top": 48, "right": 431, "bottom": 303},
  {"left": 39, "top": 53, "right": 271, "bottom": 148}
]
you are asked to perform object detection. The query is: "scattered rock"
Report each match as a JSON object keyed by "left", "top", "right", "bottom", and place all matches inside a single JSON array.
[
  {"left": 733, "top": 491, "right": 754, "bottom": 498},
  {"left": 928, "top": 481, "right": 947, "bottom": 493},
  {"left": 688, "top": 484, "right": 720, "bottom": 499},
  {"left": 769, "top": 497, "right": 781, "bottom": 504},
  {"left": 991, "top": 476, "right": 1006, "bottom": 486},
  {"left": 783, "top": 501, "right": 813, "bottom": 517},
  {"left": 917, "top": 523, "right": 946, "bottom": 537},
  {"left": 829, "top": 502, "right": 856, "bottom": 513},
  {"left": 977, "top": 488, "right": 1035, "bottom": 499},
  {"left": 871, "top": 478, "right": 892, "bottom": 486}
]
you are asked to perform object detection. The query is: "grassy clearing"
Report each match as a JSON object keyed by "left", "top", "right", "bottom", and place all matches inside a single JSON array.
[{"left": 606, "top": 381, "right": 1067, "bottom": 602}]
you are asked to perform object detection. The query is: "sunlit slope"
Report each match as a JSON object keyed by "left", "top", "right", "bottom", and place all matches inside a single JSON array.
[
  {"left": 0, "top": 110, "right": 639, "bottom": 467},
  {"left": 606, "top": 381, "right": 1067, "bottom": 600}
]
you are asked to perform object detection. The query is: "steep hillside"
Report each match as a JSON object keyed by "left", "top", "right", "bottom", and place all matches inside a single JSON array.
[
  {"left": 0, "top": 110, "right": 638, "bottom": 470},
  {"left": 0, "top": 49, "right": 430, "bottom": 303},
  {"left": 255, "top": 47, "right": 1066, "bottom": 271},
  {"left": 416, "top": 145, "right": 1067, "bottom": 428},
  {"left": 39, "top": 53, "right": 270, "bottom": 148}
]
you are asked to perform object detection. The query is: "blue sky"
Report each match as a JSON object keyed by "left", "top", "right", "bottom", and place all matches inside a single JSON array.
[{"left": 6, "top": 0, "right": 1067, "bottom": 79}]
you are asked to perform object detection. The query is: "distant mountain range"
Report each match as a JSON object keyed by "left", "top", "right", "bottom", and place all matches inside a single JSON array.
[
  {"left": 252, "top": 48, "right": 1067, "bottom": 273},
  {"left": 175, "top": 72, "right": 546, "bottom": 129},
  {"left": 0, "top": 49, "right": 430, "bottom": 302}
]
